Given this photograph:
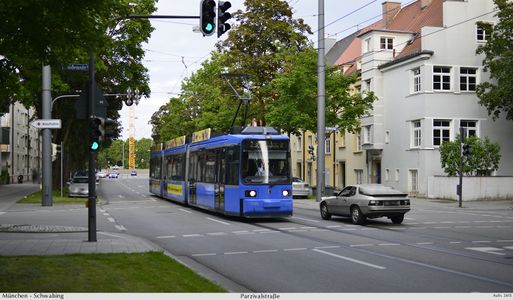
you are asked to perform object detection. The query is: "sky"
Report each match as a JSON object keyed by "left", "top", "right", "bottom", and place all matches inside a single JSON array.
[{"left": 119, "top": 0, "right": 388, "bottom": 140}]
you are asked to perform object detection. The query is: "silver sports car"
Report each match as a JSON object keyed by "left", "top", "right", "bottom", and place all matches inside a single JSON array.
[{"left": 320, "top": 184, "right": 410, "bottom": 225}]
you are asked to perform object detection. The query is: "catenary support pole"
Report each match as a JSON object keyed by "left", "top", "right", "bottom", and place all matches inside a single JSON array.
[
  {"left": 316, "top": 0, "right": 326, "bottom": 202},
  {"left": 42, "top": 65, "right": 52, "bottom": 206},
  {"left": 88, "top": 53, "right": 97, "bottom": 242}
]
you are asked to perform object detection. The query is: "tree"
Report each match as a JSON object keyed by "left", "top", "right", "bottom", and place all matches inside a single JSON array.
[
  {"left": 440, "top": 136, "right": 501, "bottom": 176},
  {"left": 476, "top": 0, "right": 513, "bottom": 120},
  {"left": 217, "top": 0, "right": 312, "bottom": 124},
  {"left": 267, "top": 47, "right": 376, "bottom": 135}
]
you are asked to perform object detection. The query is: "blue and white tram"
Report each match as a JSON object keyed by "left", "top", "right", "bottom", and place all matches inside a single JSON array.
[{"left": 149, "top": 127, "right": 293, "bottom": 217}]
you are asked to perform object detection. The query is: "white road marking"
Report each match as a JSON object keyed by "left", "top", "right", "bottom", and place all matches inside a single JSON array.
[
  {"left": 313, "top": 249, "right": 386, "bottom": 270},
  {"left": 326, "top": 225, "right": 341, "bottom": 228},
  {"left": 232, "top": 230, "right": 249, "bottom": 234},
  {"left": 259, "top": 230, "right": 280, "bottom": 234},
  {"left": 192, "top": 253, "right": 216, "bottom": 257},
  {"left": 115, "top": 225, "right": 126, "bottom": 231},
  {"left": 183, "top": 234, "right": 203, "bottom": 238},
  {"left": 206, "top": 232, "right": 227, "bottom": 236},
  {"left": 416, "top": 242, "right": 434, "bottom": 245},
  {"left": 503, "top": 246, "right": 513, "bottom": 250},
  {"left": 497, "top": 240, "right": 513, "bottom": 243},
  {"left": 253, "top": 249, "right": 278, "bottom": 253},
  {"left": 450, "top": 241, "right": 462, "bottom": 244},
  {"left": 156, "top": 235, "right": 176, "bottom": 239},
  {"left": 472, "top": 240, "right": 491, "bottom": 243},
  {"left": 279, "top": 227, "right": 297, "bottom": 230},
  {"left": 117, "top": 195, "right": 125, "bottom": 198},
  {"left": 378, "top": 243, "right": 401, "bottom": 246},
  {"left": 284, "top": 248, "right": 307, "bottom": 252},
  {"left": 301, "top": 226, "right": 316, "bottom": 229},
  {"left": 350, "top": 244, "right": 373, "bottom": 247},
  {"left": 107, "top": 217, "right": 115, "bottom": 223},
  {"left": 206, "top": 217, "right": 231, "bottom": 225},
  {"left": 179, "top": 209, "right": 192, "bottom": 214},
  {"left": 314, "top": 246, "right": 340, "bottom": 250},
  {"left": 253, "top": 229, "right": 271, "bottom": 232},
  {"left": 224, "top": 251, "right": 248, "bottom": 255},
  {"left": 466, "top": 247, "right": 506, "bottom": 256},
  {"left": 102, "top": 213, "right": 109, "bottom": 216},
  {"left": 291, "top": 216, "right": 320, "bottom": 223}
]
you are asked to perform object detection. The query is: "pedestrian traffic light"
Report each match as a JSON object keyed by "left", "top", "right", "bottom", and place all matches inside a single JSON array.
[
  {"left": 90, "top": 117, "right": 102, "bottom": 152},
  {"left": 200, "top": 0, "right": 216, "bottom": 36},
  {"left": 217, "top": 1, "right": 232, "bottom": 38},
  {"left": 462, "top": 143, "right": 471, "bottom": 156}
]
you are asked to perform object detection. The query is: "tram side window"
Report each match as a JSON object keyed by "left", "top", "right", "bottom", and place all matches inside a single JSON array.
[
  {"left": 204, "top": 149, "right": 216, "bottom": 183},
  {"left": 150, "top": 157, "right": 162, "bottom": 179},
  {"left": 189, "top": 152, "right": 198, "bottom": 182},
  {"left": 225, "top": 146, "right": 240, "bottom": 185},
  {"left": 166, "top": 154, "right": 185, "bottom": 181}
]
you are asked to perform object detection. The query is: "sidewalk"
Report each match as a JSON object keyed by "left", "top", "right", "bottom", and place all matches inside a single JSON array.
[{"left": 0, "top": 183, "right": 161, "bottom": 257}]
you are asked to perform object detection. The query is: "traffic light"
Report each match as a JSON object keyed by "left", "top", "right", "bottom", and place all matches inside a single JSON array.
[
  {"left": 99, "top": 118, "right": 116, "bottom": 141},
  {"left": 217, "top": 1, "right": 232, "bottom": 38},
  {"left": 462, "top": 143, "right": 471, "bottom": 156},
  {"left": 200, "top": 0, "right": 216, "bottom": 36},
  {"left": 90, "top": 118, "right": 102, "bottom": 152}
]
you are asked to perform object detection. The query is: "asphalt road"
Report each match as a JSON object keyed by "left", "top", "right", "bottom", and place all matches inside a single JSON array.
[{"left": 97, "top": 175, "right": 513, "bottom": 292}]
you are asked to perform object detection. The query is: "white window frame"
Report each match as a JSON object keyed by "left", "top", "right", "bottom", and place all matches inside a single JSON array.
[
  {"left": 460, "top": 67, "right": 478, "bottom": 92},
  {"left": 338, "top": 130, "right": 346, "bottom": 148},
  {"left": 355, "top": 169, "right": 363, "bottom": 184},
  {"left": 355, "top": 129, "right": 362, "bottom": 152},
  {"left": 364, "top": 38, "right": 371, "bottom": 53},
  {"left": 395, "top": 169, "right": 400, "bottom": 182},
  {"left": 413, "top": 67, "right": 421, "bottom": 93},
  {"left": 363, "top": 126, "right": 372, "bottom": 145},
  {"left": 380, "top": 37, "right": 393, "bottom": 50},
  {"left": 433, "top": 66, "right": 451, "bottom": 91},
  {"left": 433, "top": 119, "right": 451, "bottom": 147},
  {"left": 411, "top": 120, "right": 422, "bottom": 148},
  {"left": 325, "top": 135, "right": 331, "bottom": 154},
  {"left": 296, "top": 136, "right": 302, "bottom": 151},
  {"left": 385, "top": 168, "right": 390, "bottom": 182},
  {"left": 476, "top": 23, "right": 491, "bottom": 42},
  {"left": 460, "top": 120, "right": 478, "bottom": 139}
]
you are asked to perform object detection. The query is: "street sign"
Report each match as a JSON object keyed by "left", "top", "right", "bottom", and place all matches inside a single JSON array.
[
  {"left": 30, "top": 119, "right": 61, "bottom": 129},
  {"left": 65, "top": 64, "right": 88, "bottom": 71}
]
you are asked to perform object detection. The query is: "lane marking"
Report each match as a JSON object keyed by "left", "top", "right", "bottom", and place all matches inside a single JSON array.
[
  {"left": 350, "top": 244, "right": 374, "bottom": 247},
  {"left": 206, "top": 217, "right": 231, "bottom": 225},
  {"left": 192, "top": 253, "right": 216, "bottom": 257},
  {"left": 466, "top": 247, "right": 505, "bottom": 256},
  {"left": 416, "top": 242, "right": 434, "bottom": 245},
  {"left": 279, "top": 227, "right": 297, "bottom": 230},
  {"left": 326, "top": 225, "right": 341, "bottom": 228},
  {"left": 253, "top": 249, "right": 278, "bottom": 253},
  {"left": 224, "top": 251, "right": 248, "bottom": 255},
  {"left": 284, "top": 248, "right": 307, "bottom": 252},
  {"left": 107, "top": 217, "right": 115, "bottom": 223},
  {"left": 183, "top": 234, "right": 203, "bottom": 238},
  {"left": 115, "top": 225, "right": 126, "bottom": 231},
  {"left": 206, "top": 232, "right": 227, "bottom": 236},
  {"left": 117, "top": 195, "right": 125, "bottom": 199},
  {"left": 314, "top": 246, "right": 340, "bottom": 250},
  {"left": 313, "top": 249, "right": 386, "bottom": 270},
  {"left": 156, "top": 235, "right": 176, "bottom": 239},
  {"left": 291, "top": 216, "right": 320, "bottom": 223},
  {"left": 179, "top": 209, "right": 192, "bottom": 214},
  {"left": 378, "top": 243, "right": 401, "bottom": 246},
  {"left": 472, "top": 240, "right": 491, "bottom": 243}
]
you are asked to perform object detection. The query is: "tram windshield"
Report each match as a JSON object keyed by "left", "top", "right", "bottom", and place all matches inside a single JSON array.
[{"left": 241, "top": 139, "right": 291, "bottom": 185}]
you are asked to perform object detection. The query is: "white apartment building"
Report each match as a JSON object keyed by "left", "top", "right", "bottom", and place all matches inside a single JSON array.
[
  {"left": 0, "top": 101, "right": 41, "bottom": 183},
  {"left": 358, "top": 0, "right": 513, "bottom": 196}
]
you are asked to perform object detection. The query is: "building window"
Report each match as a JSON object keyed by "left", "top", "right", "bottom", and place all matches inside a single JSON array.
[
  {"left": 338, "top": 130, "right": 346, "bottom": 148},
  {"left": 385, "top": 169, "right": 390, "bottom": 182},
  {"left": 307, "top": 135, "right": 313, "bottom": 147},
  {"left": 411, "top": 120, "right": 422, "bottom": 148},
  {"left": 413, "top": 67, "right": 421, "bottom": 93},
  {"left": 297, "top": 136, "right": 302, "bottom": 151},
  {"left": 476, "top": 24, "right": 490, "bottom": 42},
  {"left": 325, "top": 135, "right": 331, "bottom": 154},
  {"left": 385, "top": 130, "right": 390, "bottom": 144},
  {"left": 380, "top": 37, "right": 393, "bottom": 50},
  {"left": 355, "top": 169, "right": 363, "bottom": 184},
  {"left": 363, "top": 126, "right": 372, "bottom": 144},
  {"left": 355, "top": 129, "right": 362, "bottom": 152},
  {"left": 460, "top": 120, "right": 477, "bottom": 138},
  {"left": 395, "top": 169, "right": 400, "bottom": 182},
  {"left": 460, "top": 67, "right": 477, "bottom": 91},
  {"left": 364, "top": 38, "right": 371, "bottom": 53},
  {"left": 363, "top": 79, "right": 372, "bottom": 94},
  {"left": 433, "top": 119, "right": 451, "bottom": 146},
  {"left": 433, "top": 66, "right": 451, "bottom": 91}
]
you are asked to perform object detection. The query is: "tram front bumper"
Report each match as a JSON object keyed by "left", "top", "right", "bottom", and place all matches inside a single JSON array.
[{"left": 242, "top": 198, "right": 293, "bottom": 217}]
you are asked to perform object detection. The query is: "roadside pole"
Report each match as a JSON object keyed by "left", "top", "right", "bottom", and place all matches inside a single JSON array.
[
  {"left": 42, "top": 65, "right": 52, "bottom": 206},
  {"left": 316, "top": 0, "right": 326, "bottom": 202},
  {"left": 60, "top": 142, "right": 63, "bottom": 198},
  {"left": 458, "top": 127, "right": 464, "bottom": 208},
  {"left": 88, "top": 53, "right": 97, "bottom": 242}
]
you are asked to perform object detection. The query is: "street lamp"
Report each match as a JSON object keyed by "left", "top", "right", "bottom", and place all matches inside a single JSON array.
[{"left": 124, "top": 87, "right": 141, "bottom": 106}]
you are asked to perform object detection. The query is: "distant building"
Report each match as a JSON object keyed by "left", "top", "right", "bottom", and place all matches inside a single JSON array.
[{"left": 0, "top": 101, "right": 41, "bottom": 183}]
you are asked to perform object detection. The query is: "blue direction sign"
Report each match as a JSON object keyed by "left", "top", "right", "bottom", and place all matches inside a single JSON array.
[{"left": 65, "top": 64, "right": 88, "bottom": 71}]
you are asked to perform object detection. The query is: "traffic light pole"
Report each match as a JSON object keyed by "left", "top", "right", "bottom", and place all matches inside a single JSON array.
[
  {"left": 88, "top": 53, "right": 97, "bottom": 242},
  {"left": 458, "top": 127, "right": 464, "bottom": 208}
]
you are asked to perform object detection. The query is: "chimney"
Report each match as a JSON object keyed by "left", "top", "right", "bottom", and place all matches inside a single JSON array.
[
  {"left": 382, "top": 1, "right": 401, "bottom": 28},
  {"left": 420, "top": 0, "right": 432, "bottom": 9}
]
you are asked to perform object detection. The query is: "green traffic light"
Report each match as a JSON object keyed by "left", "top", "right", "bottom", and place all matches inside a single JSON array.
[
  {"left": 205, "top": 23, "right": 213, "bottom": 32},
  {"left": 90, "top": 141, "right": 100, "bottom": 151}
]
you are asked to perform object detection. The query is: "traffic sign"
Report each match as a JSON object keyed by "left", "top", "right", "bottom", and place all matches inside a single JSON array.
[
  {"left": 30, "top": 119, "right": 62, "bottom": 129},
  {"left": 65, "top": 64, "right": 88, "bottom": 71}
]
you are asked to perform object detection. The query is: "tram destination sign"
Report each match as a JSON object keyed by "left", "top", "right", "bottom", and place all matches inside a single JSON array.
[{"left": 30, "top": 119, "right": 62, "bottom": 129}]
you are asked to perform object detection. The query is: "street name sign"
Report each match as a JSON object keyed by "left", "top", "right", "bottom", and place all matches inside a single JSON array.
[
  {"left": 30, "top": 119, "right": 62, "bottom": 129},
  {"left": 65, "top": 64, "right": 88, "bottom": 71}
]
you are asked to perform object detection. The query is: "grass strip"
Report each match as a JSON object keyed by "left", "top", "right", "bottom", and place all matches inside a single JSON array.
[
  {"left": 0, "top": 252, "right": 226, "bottom": 292},
  {"left": 18, "top": 189, "right": 89, "bottom": 204}
]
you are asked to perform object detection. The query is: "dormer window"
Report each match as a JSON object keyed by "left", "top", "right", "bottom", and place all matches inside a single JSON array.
[{"left": 380, "top": 37, "right": 393, "bottom": 50}]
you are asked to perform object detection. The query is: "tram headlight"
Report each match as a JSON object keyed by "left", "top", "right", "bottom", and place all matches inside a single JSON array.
[
  {"left": 282, "top": 190, "right": 290, "bottom": 197},
  {"left": 245, "top": 190, "right": 257, "bottom": 197}
]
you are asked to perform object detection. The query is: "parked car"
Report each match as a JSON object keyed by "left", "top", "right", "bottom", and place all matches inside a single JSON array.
[
  {"left": 292, "top": 177, "right": 312, "bottom": 198},
  {"left": 130, "top": 170, "right": 137, "bottom": 176},
  {"left": 68, "top": 176, "right": 89, "bottom": 198},
  {"left": 320, "top": 184, "right": 410, "bottom": 225},
  {"left": 97, "top": 171, "right": 107, "bottom": 178}
]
